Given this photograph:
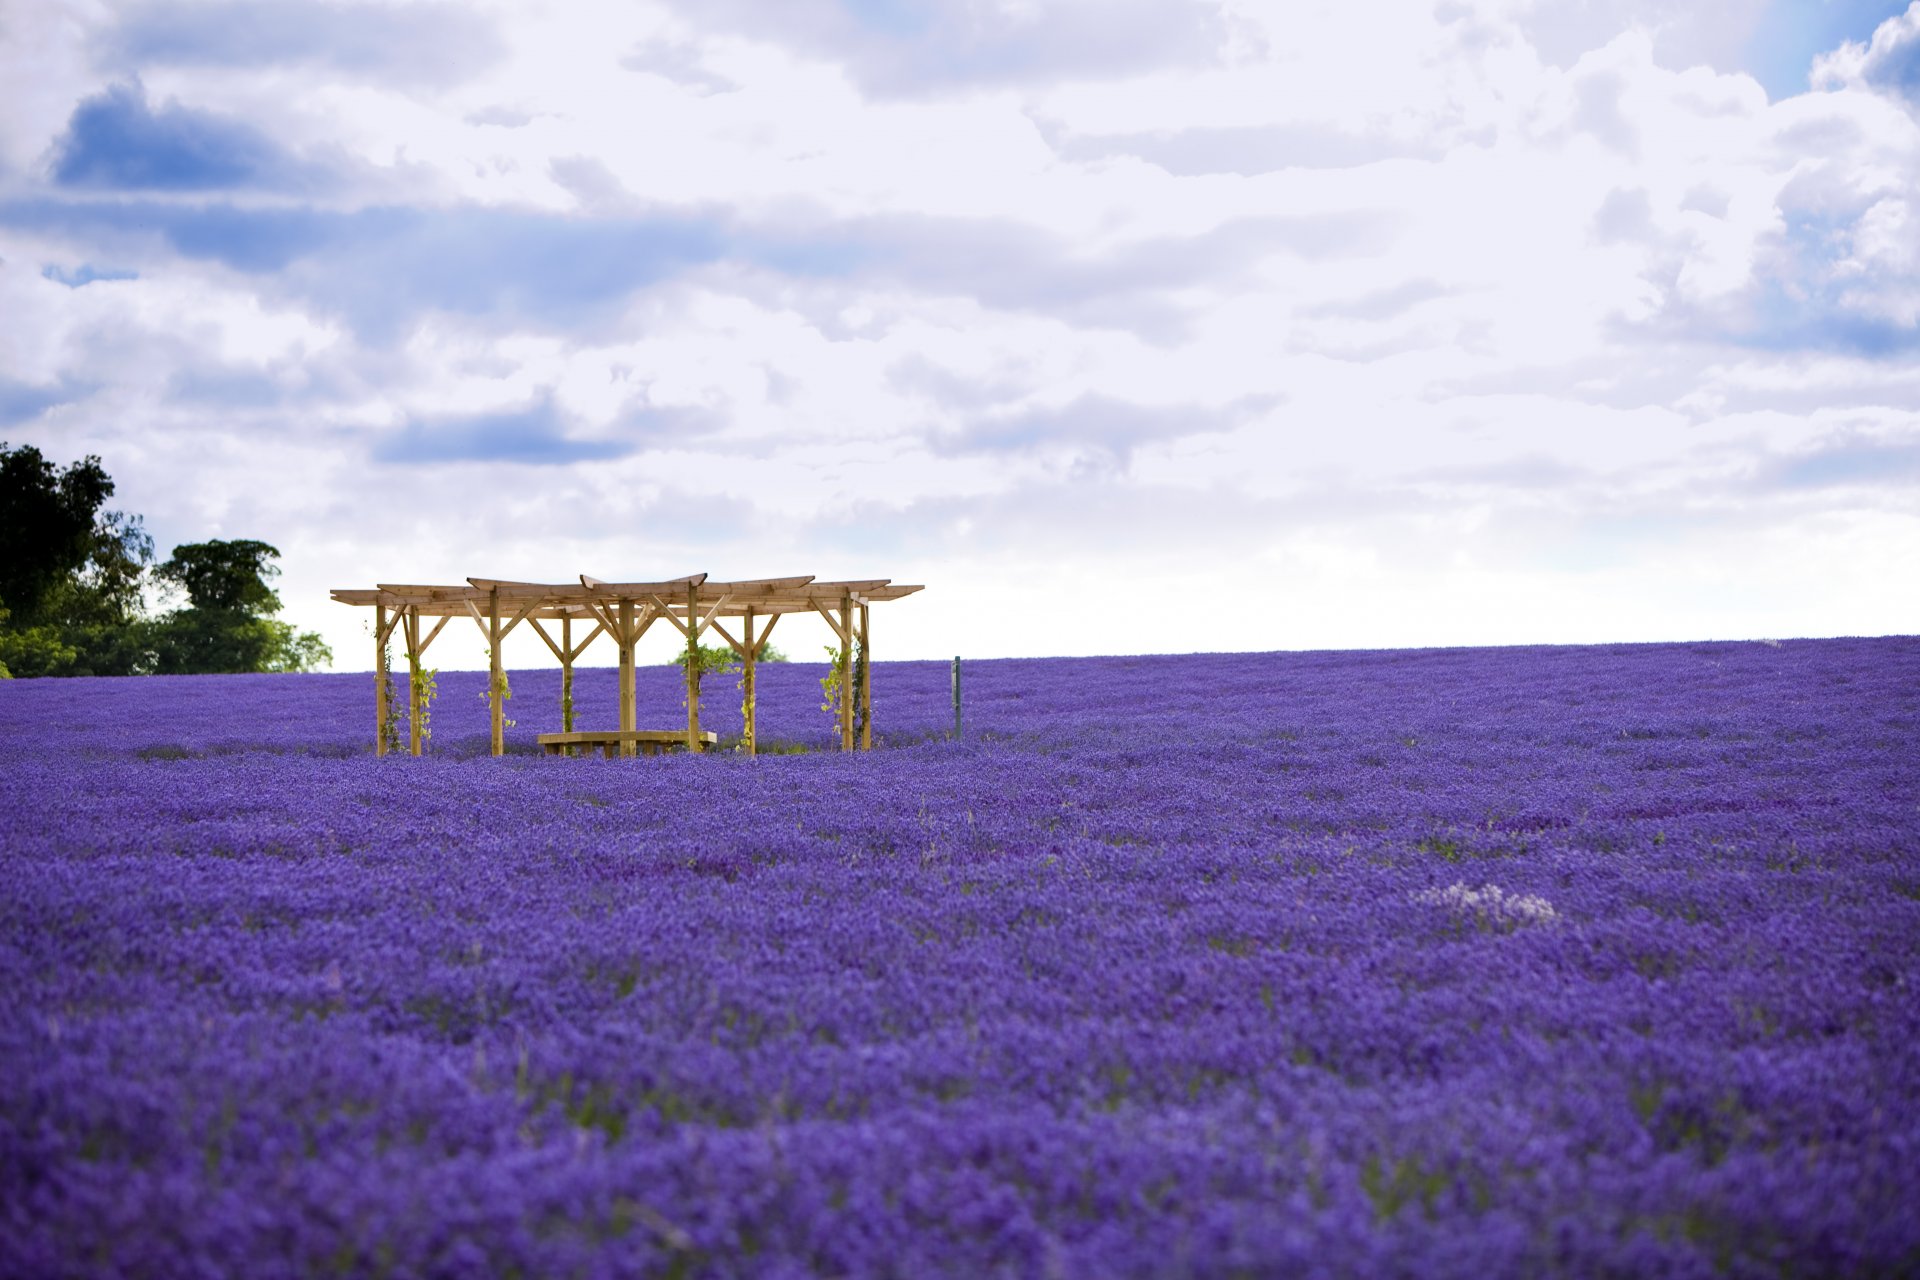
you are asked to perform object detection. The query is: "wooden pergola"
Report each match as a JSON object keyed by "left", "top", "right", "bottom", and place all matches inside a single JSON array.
[{"left": 330, "top": 574, "right": 923, "bottom": 758}]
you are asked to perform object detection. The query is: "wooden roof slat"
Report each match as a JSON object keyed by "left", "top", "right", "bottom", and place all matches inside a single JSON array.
[
  {"left": 375, "top": 584, "right": 489, "bottom": 603},
  {"left": 477, "top": 583, "right": 599, "bottom": 602},
  {"left": 803, "top": 579, "right": 891, "bottom": 593},
  {"left": 695, "top": 575, "right": 816, "bottom": 596},
  {"left": 577, "top": 572, "right": 707, "bottom": 595}
]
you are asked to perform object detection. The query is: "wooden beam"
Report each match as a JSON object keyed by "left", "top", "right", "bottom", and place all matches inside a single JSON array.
[
  {"left": 684, "top": 580, "right": 701, "bottom": 754},
  {"left": 561, "top": 616, "right": 575, "bottom": 733},
  {"left": 808, "top": 597, "right": 848, "bottom": 642},
  {"left": 646, "top": 594, "right": 692, "bottom": 640},
  {"left": 488, "top": 586, "right": 504, "bottom": 758},
  {"left": 838, "top": 594, "right": 854, "bottom": 751},
  {"left": 693, "top": 576, "right": 815, "bottom": 599},
  {"left": 693, "top": 593, "right": 731, "bottom": 638},
  {"left": 618, "top": 597, "right": 636, "bottom": 757},
  {"left": 858, "top": 602, "right": 871, "bottom": 751},
  {"left": 499, "top": 598, "right": 539, "bottom": 641},
  {"left": 524, "top": 616, "right": 565, "bottom": 663},
  {"left": 416, "top": 614, "right": 451, "bottom": 656},
  {"left": 566, "top": 621, "right": 606, "bottom": 661},
  {"left": 583, "top": 572, "right": 707, "bottom": 595},
  {"left": 706, "top": 610, "right": 771, "bottom": 660},
  {"left": 406, "top": 607, "right": 423, "bottom": 757},
  {"left": 582, "top": 599, "right": 621, "bottom": 641},
  {"left": 741, "top": 610, "right": 756, "bottom": 758},
  {"left": 754, "top": 611, "right": 782, "bottom": 659},
  {"left": 805, "top": 579, "right": 890, "bottom": 594},
  {"left": 374, "top": 603, "right": 390, "bottom": 757},
  {"left": 632, "top": 603, "right": 660, "bottom": 646},
  {"left": 708, "top": 618, "right": 746, "bottom": 658},
  {"left": 376, "top": 584, "right": 488, "bottom": 606}
]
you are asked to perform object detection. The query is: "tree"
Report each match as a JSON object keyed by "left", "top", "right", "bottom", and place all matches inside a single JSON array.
[
  {"left": 669, "top": 640, "right": 788, "bottom": 677},
  {"left": 148, "top": 539, "right": 332, "bottom": 674},
  {"left": 0, "top": 444, "right": 332, "bottom": 678},
  {"left": 0, "top": 442, "right": 154, "bottom": 677},
  {"left": 157, "top": 539, "right": 285, "bottom": 613},
  {"left": 0, "top": 442, "right": 114, "bottom": 624}
]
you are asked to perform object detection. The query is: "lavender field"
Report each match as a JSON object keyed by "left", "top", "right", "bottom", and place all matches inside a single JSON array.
[{"left": 3, "top": 638, "right": 1917, "bottom": 1278}]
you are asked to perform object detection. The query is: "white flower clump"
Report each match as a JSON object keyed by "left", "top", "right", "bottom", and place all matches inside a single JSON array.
[{"left": 1418, "top": 882, "right": 1559, "bottom": 928}]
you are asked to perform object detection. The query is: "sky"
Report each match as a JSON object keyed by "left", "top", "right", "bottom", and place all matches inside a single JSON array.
[{"left": 1, "top": 0, "right": 1917, "bottom": 671}]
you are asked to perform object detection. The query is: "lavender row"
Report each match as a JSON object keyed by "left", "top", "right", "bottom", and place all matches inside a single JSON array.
[{"left": 2, "top": 637, "right": 1917, "bottom": 1277}]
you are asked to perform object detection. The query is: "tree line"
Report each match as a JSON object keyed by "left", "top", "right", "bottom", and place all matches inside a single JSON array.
[{"left": 0, "top": 442, "right": 330, "bottom": 678}]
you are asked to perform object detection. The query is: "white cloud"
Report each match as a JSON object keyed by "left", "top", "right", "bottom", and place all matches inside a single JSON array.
[
  {"left": 1814, "top": 1, "right": 1920, "bottom": 104},
  {"left": 0, "top": 0, "right": 1915, "bottom": 672}
]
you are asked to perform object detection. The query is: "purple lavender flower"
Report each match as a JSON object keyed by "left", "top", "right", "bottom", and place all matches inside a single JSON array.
[{"left": 2, "top": 637, "right": 1916, "bottom": 1276}]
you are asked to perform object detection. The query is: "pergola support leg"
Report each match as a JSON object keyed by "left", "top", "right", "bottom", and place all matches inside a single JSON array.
[
  {"left": 406, "top": 607, "right": 423, "bottom": 757},
  {"left": 839, "top": 594, "right": 854, "bottom": 752},
  {"left": 685, "top": 581, "right": 702, "bottom": 753},
  {"left": 744, "top": 611, "right": 758, "bottom": 757},
  {"left": 618, "top": 598, "right": 636, "bottom": 758},
  {"left": 487, "top": 588, "right": 504, "bottom": 756},
  {"left": 858, "top": 602, "right": 871, "bottom": 751},
  {"left": 560, "top": 616, "right": 574, "bottom": 733},
  {"left": 374, "top": 603, "right": 390, "bottom": 757}
]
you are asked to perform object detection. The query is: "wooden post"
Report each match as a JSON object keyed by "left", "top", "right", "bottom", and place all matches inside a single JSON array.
[
  {"left": 685, "top": 581, "right": 701, "bottom": 753},
  {"left": 839, "top": 593, "right": 854, "bottom": 751},
  {"left": 952, "top": 655, "right": 961, "bottom": 740},
  {"left": 488, "top": 586, "right": 504, "bottom": 757},
  {"left": 561, "top": 615, "right": 574, "bottom": 734},
  {"left": 374, "top": 603, "right": 390, "bottom": 757},
  {"left": 742, "top": 609, "right": 757, "bottom": 758},
  {"left": 618, "top": 598, "right": 636, "bottom": 758},
  {"left": 858, "top": 602, "right": 871, "bottom": 751},
  {"left": 407, "top": 608, "right": 423, "bottom": 756}
]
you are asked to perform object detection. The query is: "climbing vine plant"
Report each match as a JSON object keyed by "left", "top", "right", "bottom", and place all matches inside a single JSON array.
[
  {"left": 408, "top": 652, "right": 438, "bottom": 747},
  {"left": 820, "top": 640, "right": 868, "bottom": 731},
  {"left": 819, "top": 645, "right": 844, "bottom": 721},
  {"left": 379, "top": 642, "right": 401, "bottom": 755},
  {"left": 479, "top": 649, "right": 516, "bottom": 729},
  {"left": 853, "top": 632, "right": 868, "bottom": 743}
]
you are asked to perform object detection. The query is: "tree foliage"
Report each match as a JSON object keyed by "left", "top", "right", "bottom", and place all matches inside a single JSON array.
[
  {"left": 148, "top": 539, "right": 331, "bottom": 675},
  {"left": 0, "top": 442, "right": 115, "bottom": 625},
  {"left": 155, "top": 539, "right": 284, "bottom": 613},
  {"left": 669, "top": 641, "right": 788, "bottom": 677},
  {"left": 0, "top": 444, "right": 331, "bottom": 677},
  {"left": 0, "top": 442, "right": 154, "bottom": 676}
]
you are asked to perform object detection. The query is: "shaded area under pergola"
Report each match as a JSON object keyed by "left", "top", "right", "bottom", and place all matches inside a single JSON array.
[{"left": 330, "top": 574, "right": 923, "bottom": 757}]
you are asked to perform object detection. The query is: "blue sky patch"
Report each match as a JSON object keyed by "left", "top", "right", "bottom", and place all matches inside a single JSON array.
[
  {"left": 0, "top": 377, "right": 91, "bottom": 425},
  {"left": 1744, "top": 0, "right": 1913, "bottom": 97},
  {"left": 1, "top": 200, "right": 727, "bottom": 333},
  {"left": 50, "top": 82, "right": 307, "bottom": 192},
  {"left": 42, "top": 263, "right": 139, "bottom": 288},
  {"left": 1771, "top": 437, "right": 1920, "bottom": 487},
  {"left": 107, "top": 0, "right": 501, "bottom": 86},
  {"left": 375, "top": 397, "right": 634, "bottom": 466}
]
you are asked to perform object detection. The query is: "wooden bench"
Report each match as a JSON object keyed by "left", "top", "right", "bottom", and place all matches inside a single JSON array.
[{"left": 537, "top": 730, "right": 720, "bottom": 758}]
